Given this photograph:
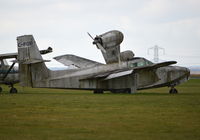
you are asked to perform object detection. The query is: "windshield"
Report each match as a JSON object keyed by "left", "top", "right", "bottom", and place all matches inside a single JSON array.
[{"left": 128, "top": 58, "right": 153, "bottom": 68}]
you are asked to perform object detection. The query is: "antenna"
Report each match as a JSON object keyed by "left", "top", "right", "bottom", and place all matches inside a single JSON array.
[{"left": 148, "top": 45, "right": 165, "bottom": 63}]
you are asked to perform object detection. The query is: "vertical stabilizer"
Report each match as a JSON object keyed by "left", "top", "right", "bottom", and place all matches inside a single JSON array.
[{"left": 17, "top": 35, "right": 49, "bottom": 87}]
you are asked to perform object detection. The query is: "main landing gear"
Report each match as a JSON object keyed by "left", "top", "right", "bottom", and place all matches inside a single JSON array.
[
  {"left": 0, "top": 85, "right": 18, "bottom": 94},
  {"left": 0, "top": 87, "right": 2, "bottom": 93},
  {"left": 10, "top": 87, "right": 17, "bottom": 94},
  {"left": 9, "top": 84, "right": 17, "bottom": 94},
  {"left": 93, "top": 89, "right": 132, "bottom": 94},
  {"left": 93, "top": 89, "right": 104, "bottom": 94},
  {"left": 169, "top": 86, "right": 178, "bottom": 94}
]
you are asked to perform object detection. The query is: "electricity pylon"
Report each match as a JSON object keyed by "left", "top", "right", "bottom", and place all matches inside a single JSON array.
[{"left": 148, "top": 45, "right": 165, "bottom": 63}]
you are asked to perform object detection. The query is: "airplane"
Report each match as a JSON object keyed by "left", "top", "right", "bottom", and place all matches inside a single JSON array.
[
  {"left": 0, "top": 47, "right": 52, "bottom": 93},
  {"left": 16, "top": 30, "right": 190, "bottom": 94}
]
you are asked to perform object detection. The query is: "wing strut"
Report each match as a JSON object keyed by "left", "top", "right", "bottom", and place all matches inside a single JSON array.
[{"left": 3, "top": 62, "right": 16, "bottom": 80}]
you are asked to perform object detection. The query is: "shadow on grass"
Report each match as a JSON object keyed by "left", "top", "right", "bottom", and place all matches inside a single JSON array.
[{"left": 1, "top": 79, "right": 199, "bottom": 96}]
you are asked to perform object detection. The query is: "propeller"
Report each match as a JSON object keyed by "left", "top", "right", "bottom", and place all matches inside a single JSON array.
[
  {"left": 87, "top": 32, "right": 94, "bottom": 40},
  {"left": 87, "top": 32, "right": 106, "bottom": 53}
]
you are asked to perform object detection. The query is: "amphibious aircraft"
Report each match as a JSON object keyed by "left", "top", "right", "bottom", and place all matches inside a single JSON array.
[
  {"left": 16, "top": 30, "right": 190, "bottom": 94},
  {"left": 0, "top": 47, "right": 52, "bottom": 93}
]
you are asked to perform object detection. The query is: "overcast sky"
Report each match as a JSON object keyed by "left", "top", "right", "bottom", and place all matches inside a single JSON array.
[{"left": 0, "top": 0, "right": 200, "bottom": 67}]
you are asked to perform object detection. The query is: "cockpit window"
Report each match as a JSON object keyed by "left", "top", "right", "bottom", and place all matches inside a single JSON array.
[
  {"left": 128, "top": 58, "right": 153, "bottom": 68},
  {"left": 145, "top": 60, "right": 153, "bottom": 65},
  {"left": 129, "top": 63, "right": 137, "bottom": 68},
  {"left": 137, "top": 61, "right": 145, "bottom": 67}
]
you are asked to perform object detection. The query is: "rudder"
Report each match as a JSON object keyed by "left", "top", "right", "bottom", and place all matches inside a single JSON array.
[{"left": 17, "top": 35, "right": 50, "bottom": 87}]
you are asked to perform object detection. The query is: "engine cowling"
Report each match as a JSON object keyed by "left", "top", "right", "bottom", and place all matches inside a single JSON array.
[
  {"left": 120, "top": 51, "right": 135, "bottom": 61},
  {"left": 93, "top": 30, "right": 124, "bottom": 49},
  {"left": 92, "top": 30, "right": 134, "bottom": 64}
]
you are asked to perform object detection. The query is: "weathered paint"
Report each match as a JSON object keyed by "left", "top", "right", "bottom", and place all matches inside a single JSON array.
[{"left": 16, "top": 32, "right": 190, "bottom": 94}]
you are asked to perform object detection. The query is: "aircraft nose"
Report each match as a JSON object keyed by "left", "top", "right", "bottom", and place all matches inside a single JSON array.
[
  {"left": 185, "top": 67, "right": 190, "bottom": 79},
  {"left": 177, "top": 67, "right": 190, "bottom": 78},
  {"left": 164, "top": 66, "right": 190, "bottom": 83},
  {"left": 171, "top": 66, "right": 190, "bottom": 81}
]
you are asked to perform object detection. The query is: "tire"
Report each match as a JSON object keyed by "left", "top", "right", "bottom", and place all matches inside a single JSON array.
[
  {"left": 10, "top": 88, "right": 17, "bottom": 94},
  {"left": 0, "top": 87, "right": 2, "bottom": 93},
  {"left": 169, "top": 88, "right": 178, "bottom": 94},
  {"left": 126, "top": 89, "right": 131, "bottom": 94},
  {"left": 174, "top": 88, "right": 178, "bottom": 94},
  {"left": 93, "top": 89, "right": 103, "bottom": 94},
  {"left": 111, "top": 89, "right": 131, "bottom": 94}
]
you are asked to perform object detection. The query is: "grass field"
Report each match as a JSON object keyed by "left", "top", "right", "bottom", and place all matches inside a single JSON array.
[{"left": 0, "top": 79, "right": 200, "bottom": 140}]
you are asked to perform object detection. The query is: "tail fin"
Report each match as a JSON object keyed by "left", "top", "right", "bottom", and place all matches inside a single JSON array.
[{"left": 17, "top": 35, "right": 50, "bottom": 87}]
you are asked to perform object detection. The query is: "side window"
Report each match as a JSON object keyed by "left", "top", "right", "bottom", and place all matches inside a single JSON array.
[
  {"left": 129, "top": 63, "right": 137, "bottom": 68},
  {"left": 145, "top": 61, "right": 153, "bottom": 65},
  {"left": 137, "top": 61, "right": 145, "bottom": 67}
]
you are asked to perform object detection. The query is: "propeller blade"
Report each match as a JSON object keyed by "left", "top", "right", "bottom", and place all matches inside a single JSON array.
[
  {"left": 87, "top": 32, "right": 94, "bottom": 40},
  {"left": 87, "top": 32, "right": 106, "bottom": 53},
  {"left": 97, "top": 43, "right": 106, "bottom": 53}
]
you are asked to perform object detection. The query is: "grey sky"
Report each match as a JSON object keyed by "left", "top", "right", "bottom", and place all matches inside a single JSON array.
[{"left": 0, "top": 0, "right": 200, "bottom": 67}]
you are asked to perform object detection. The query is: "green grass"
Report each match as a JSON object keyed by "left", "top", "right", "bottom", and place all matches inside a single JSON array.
[{"left": 0, "top": 79, "right": 200, "bottom": 140}]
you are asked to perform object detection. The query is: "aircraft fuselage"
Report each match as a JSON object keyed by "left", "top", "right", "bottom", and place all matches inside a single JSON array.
[{"left": 28, "top": 57, "right": 190, "bottom": 93}]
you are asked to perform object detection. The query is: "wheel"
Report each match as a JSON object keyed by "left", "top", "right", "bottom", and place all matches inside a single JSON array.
[
  {"left": 111, "top": 89, "right": 131, "bottom": 94},
  {"left": 0, "top": 87, "right": 2, "bottom": 93},
  {"left": 169, "top": 88, "right": 178, "bottom": 94},
  {"left": 125, "top": 89, "right": 131, "bottom": 94},
  {"left": 173, "top": 88, "right": 178, "bottom": 93},
  {"left": 93, "top": 89, "right": 103, "bottom": 94},
  {"left": 110, "top": 89, "right": 119, "bottom": 93},
  {"left": 10, "top": 87, "right": 17, "bottom": 94}
]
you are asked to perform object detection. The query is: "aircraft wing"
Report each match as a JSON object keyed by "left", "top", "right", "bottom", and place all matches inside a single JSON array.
[
  {"left": 0, "top": 53, "right": 18, "bottom": 59},
  {"left": 0, "top": 47, "right": 52, "bottom": 60},
  {"left": 134, "top": 61, "right": 177, "bottom": 71},
  {"left": 80, "top": 69, "right": 134, "bottom": 81},
  {"left": 53, "top": 54, "right": 104, "bottom": 68},
  {"left": 104, "top": 70, "right": 133, "bottom": 80},
  {"left": 39, "top": 47, "right": 53, "bottom": 55},
  {"left": 80, "top": 61, "right": 176, "bottom": 81}
]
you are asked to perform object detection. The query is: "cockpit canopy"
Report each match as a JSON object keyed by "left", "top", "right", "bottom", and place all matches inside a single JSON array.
[{"left": 128, "top": 57, "right": 153, "bottom": 68}]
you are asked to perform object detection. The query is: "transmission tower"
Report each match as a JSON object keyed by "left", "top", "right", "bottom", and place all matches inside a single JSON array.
[{"left": 148, "top": 45, "right": 165, "bottom": 63}]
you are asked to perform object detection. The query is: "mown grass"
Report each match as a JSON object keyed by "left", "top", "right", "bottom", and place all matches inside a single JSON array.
[{"left": 0, "top": 79, "right": 200, "bottom": 140}]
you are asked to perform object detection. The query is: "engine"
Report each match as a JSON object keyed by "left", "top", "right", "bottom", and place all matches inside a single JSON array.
[
  {"left": 120, "top": 51, "right": 135, "bottom": 61},
  {"left": 92, "top": 30, "right": 134, "bottom": 64},
  {"left": 93, "top": 30, "right": 124, "bottom": 49}
]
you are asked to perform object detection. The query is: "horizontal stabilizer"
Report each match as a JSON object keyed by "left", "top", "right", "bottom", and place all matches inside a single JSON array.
[
  {"left": 0, "top": 53, "right": 18, "bottom": 59},
  {"left": 0, "top": 47, "right": 52, "bottom": 60},
  {"left": 14, "top": 59, "right": 50, "bottom": 64},
  {"left": 54, "top": 54, "right": 103, "bottom": 68}
]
